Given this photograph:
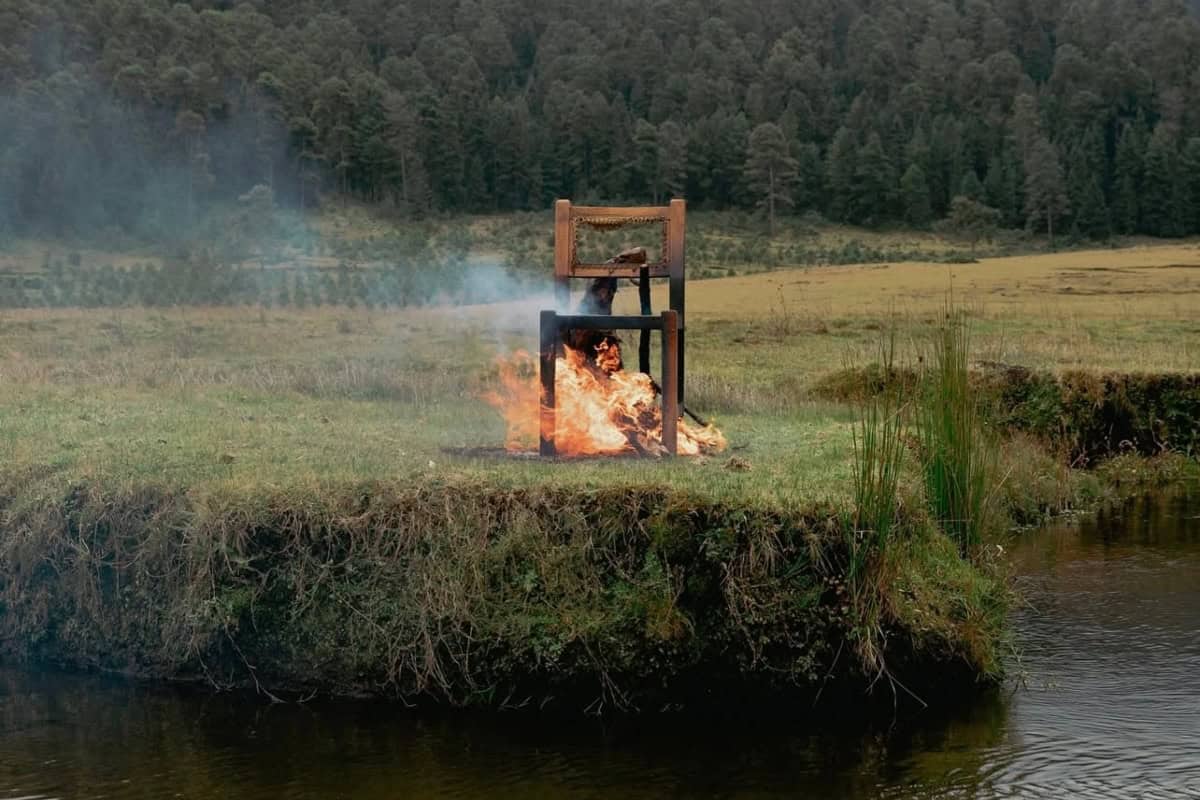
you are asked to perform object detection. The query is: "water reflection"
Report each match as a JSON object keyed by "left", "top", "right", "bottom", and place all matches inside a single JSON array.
[
  {"left": 1001, "top": 487, "right": 1200, "bottom": 798},
  {"left": 1, "top": 487, "right": 1197, "bottom": 799},
  {"left": 0, "top": 668, "right": 1011, "bottom": 799}
]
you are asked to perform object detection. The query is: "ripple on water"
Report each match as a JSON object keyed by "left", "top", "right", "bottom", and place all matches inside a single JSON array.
[{"left": 987, "top": 493, "right": 1200, "bottom": 799}]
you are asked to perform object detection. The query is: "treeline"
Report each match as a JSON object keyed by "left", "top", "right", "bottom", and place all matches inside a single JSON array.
[{"left": 3, "top": 0, "right": 1200, "bottom": 243}]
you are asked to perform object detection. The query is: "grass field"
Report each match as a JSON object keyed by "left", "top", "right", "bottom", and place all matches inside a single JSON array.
[
  {"left": 2, "top": 242, "right": 1198, "bottom": 498},
  {"left": 3, "top": 234, "right": 1199, "bottom": 706},
  {"left": 12, "top": 203, "right": 1195, "bottom": 283},
  {"left": 0, "top": 305, "right": 857, "bottom": 503}
]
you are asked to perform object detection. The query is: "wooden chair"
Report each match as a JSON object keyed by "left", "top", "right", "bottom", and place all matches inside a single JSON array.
[
  {"left": 552, "top": 198, "right": 686, "bottom": 403},
  {"left": 540, "top": 199, "right": 688, "bottom": 456}
]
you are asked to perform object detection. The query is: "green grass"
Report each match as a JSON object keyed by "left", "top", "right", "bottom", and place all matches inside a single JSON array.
[
  {"left": 851, "top": 332, "right": 908, "bottom": 555},
  {"left": 843, "top": 331, "right": 911, "bottom": 677},
  {"left": 0, "top": 306, "right": 860, "bottom": 501},
  {"left": 0, "top": 380, "right": 857, "bottom": 503},
  {"left": 0, "top": 288, "right": 1193, "bottom": 504},
  {"left": 2, "top": 242, "right": 1198, "bottom": 707},
  {"left": 918, "top": 309, "right": 998, "bottom": 553},
  {"left": 0, "top": 302, "right": 1009, "bottom": 706}
]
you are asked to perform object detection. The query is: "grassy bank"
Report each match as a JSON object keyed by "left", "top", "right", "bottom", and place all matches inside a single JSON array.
[
  {"left": 0, "top": 474, "right": 1008, "bottom": 710},
  {"left": 2, "top": 244, "right": 1198, "bottom": 709},
  {"left": 1, "top": 427, "right": 1189, "bottom": 710},
  {"left": 816, "top": 366, "right": 1200, "bottom": 464}
]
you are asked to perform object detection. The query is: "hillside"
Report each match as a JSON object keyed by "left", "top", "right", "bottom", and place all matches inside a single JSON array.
[{"left": 2, "top": 0, "right": 1200, "bottom": 248}]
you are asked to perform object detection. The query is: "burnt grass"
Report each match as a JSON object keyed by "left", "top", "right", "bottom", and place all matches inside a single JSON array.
[{"left": 0, "top": 475, "right": 1002, "bottom": 713}]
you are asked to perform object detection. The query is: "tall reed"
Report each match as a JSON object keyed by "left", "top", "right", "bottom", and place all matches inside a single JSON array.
[
  {"left": 851, "top": 331, "right": 907, "bottom": 562},
  {"left": 918, "top": 306, "right": 995, "bottom": 553},
  {"left": 848, "top": 329, "right": 908, "bottom": 643},
  {"left": 844, "top": 328, "right": 907, "bottom": 618}
]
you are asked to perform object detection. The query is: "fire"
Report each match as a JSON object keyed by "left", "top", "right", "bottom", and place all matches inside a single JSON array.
[{"left": 484, "top": 343, "right": 726, "bottom": 457}]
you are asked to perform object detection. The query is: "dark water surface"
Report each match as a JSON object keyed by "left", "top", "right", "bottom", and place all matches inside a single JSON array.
[{"left": 3, "top": 489, "right": 1199, "bottom": 799}]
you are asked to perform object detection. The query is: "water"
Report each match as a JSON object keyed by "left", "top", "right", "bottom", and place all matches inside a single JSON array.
[{"left": 2, "top": 489, "right": 1199, "bottom": 799}]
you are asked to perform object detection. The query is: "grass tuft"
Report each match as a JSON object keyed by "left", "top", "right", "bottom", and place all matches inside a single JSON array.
[
  {"left": 849, "top": 332, "right": 908, "bottom": 580},
  {"left": 918, "top": 305, "right": 999, "bottom": 553},
  {"left": 846, "top": 328, "right": 910, "bottom": 673}
]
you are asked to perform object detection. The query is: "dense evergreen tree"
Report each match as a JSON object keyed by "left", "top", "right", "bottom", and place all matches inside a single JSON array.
[
  {"left": 1112, "top": 122, "right": 1147, "bottom": 235},
  {"left": 1142, "top": 127, "right": 1186, "bottom": 238},
  {"left": 824, "top": 127, "right": 858, "bottom": 223},
  {"left": 851, "top": 133, "right": 896, "bottom": 226},
  {"left": 743, "top": 122, "right": 798, "bottom": 235},
  {"left": 656, "top": 120, "right": 689, "bottom": 202},
  {"left": 1, "top": 0, "right": 1200, "bottom": 239},
  {"left": 791, "top": 142, "right": 824, "bottom": 213},
  {"left": 900, "top": 163, "right": 933, "bottom": 228},
  {"left": 1067, "top": 128, "right": 1110, "bottom": 239},
  {"left": 1024, "top": 137, "right": 1070, "bottom": 245},
  {"left": 958, "top": 171, "right": 985, "bottom": 202},
  {"left": 984, "top": 148, "right": 1024, "bottom": 228},
  {"left": 1072, "top": 176, "right": 1110, "bottom": 241},
  {"left": 1182, "top": 138, "right": 1200, "bottom": 233},
  {"left": 631, "top": 119, "right": 659, "bottom": 202}
]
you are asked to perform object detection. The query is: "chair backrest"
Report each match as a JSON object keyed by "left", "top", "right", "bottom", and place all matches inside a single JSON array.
[{"left": 553, "top": 199, "right": 686, "bottom": 320}]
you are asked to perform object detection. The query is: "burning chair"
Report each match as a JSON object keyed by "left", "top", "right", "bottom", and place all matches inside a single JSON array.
[{"left": 539, "top": 199, "right": 687, "bottom": 456}]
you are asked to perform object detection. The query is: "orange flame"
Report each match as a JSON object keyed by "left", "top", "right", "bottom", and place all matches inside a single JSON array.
[{"left": 484, "top": 343, "right": 726, "bottom": 457}]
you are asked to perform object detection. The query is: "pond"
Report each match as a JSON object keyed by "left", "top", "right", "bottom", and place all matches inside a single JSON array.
[{"left": 2, "top": 488, "right": 1197, "bottom": 799}]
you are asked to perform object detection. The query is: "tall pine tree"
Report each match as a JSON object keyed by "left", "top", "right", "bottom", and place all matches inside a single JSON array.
[
  {"left": 1142, "top": 127, "right": 1185, "bottom": 238},
  {"left": 1066, "top": 131, "right": 1109, "bottom": 239},
  {"left": 657, "top": 120, "right": 689, "bottom": 200},
  {"left": 1023, "top": 136, "right": 1070, "bottom": 246},
  {"left": 1181, "top": 138, "right": 1200, "bottom": 235},
  {"left": 631, "top": 119, "right": 659, "bottom": 202},
  {"left": 850, "top": 132, "right": 895, "bottom": 225},
  {"left": 792, "top": 141, "right": 824, "bottom": 213},
  {"left": 1112, "top": 121, "right": 1147, "bottom": 235},
  {"left": 958, "top": 170, "right": 985, "bottom": 201},
  {"left": 984, "top": 148, "right": 1024, "bottom": 228},
  {"left": 825, "top": 126, "right": 857, "bottom": 222},
  {"left": 743, "top": 122, "right": 798, "bottom": 235},
  {"left": 900, "top": 163, "right": 933, "bottom": 227}
]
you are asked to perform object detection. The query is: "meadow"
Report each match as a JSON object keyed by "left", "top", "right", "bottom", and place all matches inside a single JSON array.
[
  {"left": 2, "top": 231, "right": 1198, "bottom": 709},
  {"left": 2, "top": 240, "right": 1197, "bottom": 494}
]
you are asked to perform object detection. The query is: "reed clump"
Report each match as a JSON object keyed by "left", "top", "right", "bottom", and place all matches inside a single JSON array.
[
  {"left": 917, "top": 308, "right": 999, "bottom": 554},
  {"left": 843, "top": 328, "right": 915, "bottom": 678}
]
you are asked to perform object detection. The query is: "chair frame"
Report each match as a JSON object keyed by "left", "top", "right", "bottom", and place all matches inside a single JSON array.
[{"left": 539, "top": 199, "right": 688, "bottom": 457}]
